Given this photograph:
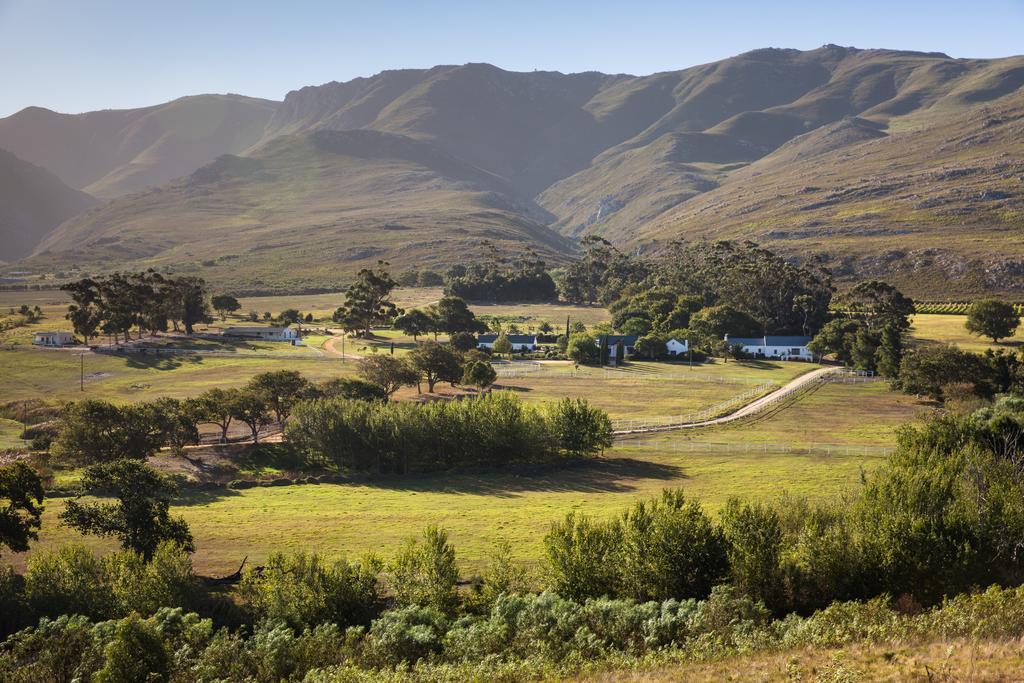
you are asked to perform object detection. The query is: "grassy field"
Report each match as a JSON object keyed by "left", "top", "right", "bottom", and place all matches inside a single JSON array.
[
  {"left": 909, "top": 312, "right": 1024, "bottom": 353},
  {"left": 12, "top": 369, "right": 922, "bottom": 575}
]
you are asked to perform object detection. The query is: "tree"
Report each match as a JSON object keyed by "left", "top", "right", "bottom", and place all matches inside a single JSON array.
[
  {"left": 837, "top": 280, "right": 915, "bottom": 332},
  {"left": 492, "top": 333, "right": 513, "bottom": 358},
  {"left": 0, "top": 462, "right": 44, "bottom": 556},
  {"left": 449, "top": 331, "right": 478, "bottom": 353},
  {"left": 408, "top": 341, "right": 463, "bottom": 392},
  {"left": 317, "top": 377, "right": 389, "bottom": 402},
  {"left": 92, "top": 614, "right": 169, "bottom": 683},
  {"left": 393, "top": 309, "right": 433, "bottom": 341},
  {"left": 279, "top": 308, "right": 302, "bottom": 325},
  {"left": 461, "top": 360, "right": 497, "bottom": 391},
  {"left": 566, "top": 333, "right": 598, "bottom": 364},
  {"left": 546, "top": 398, "right": 613, "bottom": 457},
  {"left": 808, "top": 318, "right": 862, "bottom": 365},
  {"left": 357, "top": 355, "right": 419, "bottom": 398},
  {"left": 150, "top": 397, "right": 201, "bottom": 456},
  {"left": 210, "top": 294, "right": 241, "bottom": 321},
  {"left": 894, "top": 344, "right": 988, "bottom": 401},
  {"left": 391, "top": 526, "right": 460, "bottom": 615},
  {"left": 247, "top": 370, "right": 311, "bottom": 423},
  {"left": 875, "top": 323, "right": 904, "bottom": 378},
  {"left": 166, "top": 276, "right": 211, "bottom": 335},
  {"left": 688, "top": 305, "right": 761, "bottom": 347},
  {"left": 51, "top": 400, "right": 166, "bottom": 465},
  {"left": 333, "top": 261, "right": 399, "bottom": 337},
  {"left": 229, "top": 390, "right": 273, "bottom": 443},
  {"left": 195, "top": 387, "right": 242, "bottom": 443},
  {"left": 60, "top": 459, "right": 194, "bottom": 561},
  {"left": 966, "top": 299, "right": 1021, "bottom": 343},
  {"left": 433, "top": 296, "right": 484, "bottom": 335}
]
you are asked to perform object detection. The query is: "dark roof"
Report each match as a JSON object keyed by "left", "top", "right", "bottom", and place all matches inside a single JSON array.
[
  {"left": 598, "top": 335, "right": 639, "bottom": 346},
  {"left": 477, "top": 334, "right": 536, "bottom": 343},
  {"left": 726, "top": 335, "right": 812, "bottom": 346}
]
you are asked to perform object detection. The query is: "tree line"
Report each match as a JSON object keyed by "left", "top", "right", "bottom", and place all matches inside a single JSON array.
[{"left": 62, "top": 271, "right": 212, "bottom": 344}]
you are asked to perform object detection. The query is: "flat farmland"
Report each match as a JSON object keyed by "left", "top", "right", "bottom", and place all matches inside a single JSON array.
[{"left": 909, "top": 313, "right": 1024, "bottom": 352}]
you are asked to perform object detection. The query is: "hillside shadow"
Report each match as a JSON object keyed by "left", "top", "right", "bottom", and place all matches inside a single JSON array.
[
  {"left": 174, "top": 486, "right": 241, "bottom": 506},
  {"left": 358, "top": 457, "right": 686, "bottom": 498}
]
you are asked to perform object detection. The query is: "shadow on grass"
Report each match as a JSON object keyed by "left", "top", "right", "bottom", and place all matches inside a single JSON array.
[
  {"left": 358, "top": 456, "right": 686, "bottom": 498},
  {"left": 122, "top": 353, "right": 206, "bottom": 371},
  {"left": 175, "top": 487, "right": 242, "bottom": 506},
  {"left": 493, "top": 383, "right": 532, "bottom": 393},
  {"left": 736, "top": 359, "right": 785, "bottom": 370}
]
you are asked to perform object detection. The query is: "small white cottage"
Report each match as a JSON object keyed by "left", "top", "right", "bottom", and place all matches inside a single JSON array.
[
  {"left": 665, "top": 338, "right": 689, "bottom": 356},
  {"left": 33, "top": 331, "right": 75, "bottom": 347},
  {"left": 476, "top": 334, "right": 537, "bottom": 351},
  {"left": 223, "top": 326, "right": 300, "bottom": 343}
]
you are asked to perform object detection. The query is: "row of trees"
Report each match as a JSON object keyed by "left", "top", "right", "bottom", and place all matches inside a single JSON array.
[
  {"left": 62, "top": 271, "right": 212, "bottom": 344},
  {"left": 444, "top": 246, "right": 557, "bottom": 302},
  {"left": 286, "top": 393, "right": 613, "bottom": 474}
]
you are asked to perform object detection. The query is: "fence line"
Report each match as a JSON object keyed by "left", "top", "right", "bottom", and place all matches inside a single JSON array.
[
  {"left": 495, "top": 365, "right": 779, "bottom": 386},
  {"left": 610, "top": 382, "right": 776, "bottom": 432},
  {"left": 618, "top": 439, "right": 893, "bottom": 457}
]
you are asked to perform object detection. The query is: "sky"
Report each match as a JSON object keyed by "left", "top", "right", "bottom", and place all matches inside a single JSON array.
[{"left": 1, "top": 0, "right": 1022, "bottom": 117}]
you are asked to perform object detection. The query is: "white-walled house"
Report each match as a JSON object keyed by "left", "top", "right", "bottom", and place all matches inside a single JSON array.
[
  {"left": 724, "top": 335, "right": 814, "bottom": 361},
  {"left": 666, "top": 338, "right": 689, "bottom": 356},
  {"left": 477, "top": 334, "right": 537, "bottom": 351},
  {"left": 224, "top": 326, "right": 300, "bottom": 343},
  {"left": 33, "top": 331, "right": 75, "bottom": 347},
  {"left": 596, "top": 335, "right": 638, "bottom": 360}
]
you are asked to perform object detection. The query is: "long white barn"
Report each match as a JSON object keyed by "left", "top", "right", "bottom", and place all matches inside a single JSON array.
[{"left": 724, "top": 335, "right": 814, "bottom": 361}]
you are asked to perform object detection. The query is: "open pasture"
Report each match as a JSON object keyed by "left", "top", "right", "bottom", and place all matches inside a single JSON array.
[{"left": 909, "top": 312, "right": 1024, "bottom": 353}]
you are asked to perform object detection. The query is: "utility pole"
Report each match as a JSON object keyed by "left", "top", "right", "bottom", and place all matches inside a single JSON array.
[{"left": 80, "top": 352, "right": 85, "bottom": 391}]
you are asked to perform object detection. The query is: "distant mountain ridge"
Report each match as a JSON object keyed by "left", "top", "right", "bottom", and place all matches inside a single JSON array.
[
  {"left": 0, "top": 148, "right": 96, "bottom": 261},
  {"left": 4, "top": 45, "right": 1024, "bottom": 295}
]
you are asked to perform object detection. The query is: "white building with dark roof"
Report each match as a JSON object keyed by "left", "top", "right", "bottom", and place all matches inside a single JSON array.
[{"left": 724, "top": 335, "right": 815, "bottom": 361}]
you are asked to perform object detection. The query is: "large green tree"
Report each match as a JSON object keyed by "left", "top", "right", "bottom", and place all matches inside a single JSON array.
[
  {"left": 357, "top": 355, "right": 420, "bottom": 398},
  {"left": 408, "top": 341, "right": 463, "bottom": 392},
  {"left": 0, "top": 462, "right": 44, "bottom": 556},
  {"left": 966, "top": 299, "right": 1021, "bottom": 343},
  {"left": 51, "top": 400, "right": 166, "bottom": 465},
  {"left": 60, "top": 460, "right": 194, "bottom": 561},
  {"left": 247, "top": 370, "right": 311, "bottom": 423},
  {"left": 333, "top": 262, "right": 399, "bottom": 337}
]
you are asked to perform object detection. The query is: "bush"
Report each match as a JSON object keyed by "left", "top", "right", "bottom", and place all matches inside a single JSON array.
[
  {"left": 619, "top": 490, "right": 728, "bottom": 602},
  {"left": 544, "top": 512, "right": 621, "bottom": 601},
  {"left": 545, "top": 398, "right": 613, "bottom": 457},
  {"left": 390, "top": 526, "right": 460, "bottom": 616},
  {"left": 363, "top": 605, "right": 448, "bottom": 667},
  {"left": 240, "top": 552, "right": 382, "bottom": 631}
]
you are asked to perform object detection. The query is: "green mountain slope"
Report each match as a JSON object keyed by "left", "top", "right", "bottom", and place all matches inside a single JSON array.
[
  {"left": 30, "top": 130, "right": 570, "bottom": 293},
  {"left": 0, "top": 148, "right": 97, "bottom": 261},
  {"left": 0, "top": 95, "right": 279, "bottom": 198}
]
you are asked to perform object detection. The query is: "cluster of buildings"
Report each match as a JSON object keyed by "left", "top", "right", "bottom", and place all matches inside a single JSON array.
[{"left": 476, "top": 333, "right": 814, "bottom": 361}]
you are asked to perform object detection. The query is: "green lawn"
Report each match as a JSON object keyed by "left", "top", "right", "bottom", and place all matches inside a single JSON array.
[{"left": 909, "top": 313, "right": 1024, "bottom": 353}]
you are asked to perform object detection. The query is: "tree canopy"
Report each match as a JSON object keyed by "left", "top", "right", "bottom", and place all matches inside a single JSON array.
[{"left": 966, "top": 299, "right": 1021, "bottom": 343}]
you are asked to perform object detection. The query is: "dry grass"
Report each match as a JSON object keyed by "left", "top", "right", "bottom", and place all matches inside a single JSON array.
[{"left": 909, "top": 313, "right": 1024, "bottom": 353}]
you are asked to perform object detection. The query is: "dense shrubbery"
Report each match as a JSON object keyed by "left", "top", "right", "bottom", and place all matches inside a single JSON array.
[
  {"left": 444, "top": 250, "right": 557, "bottom": 302},
  {"left": 285, "top": 392, "right": 612, "bottom": 474}
]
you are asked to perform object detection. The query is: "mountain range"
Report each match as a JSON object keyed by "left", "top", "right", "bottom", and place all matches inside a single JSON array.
[{"left": 2, "top": 45, "right": 1023, "bottom": 295}]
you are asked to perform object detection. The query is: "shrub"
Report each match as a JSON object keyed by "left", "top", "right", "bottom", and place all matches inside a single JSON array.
[
  {"left": 240, "top": 551, "right": 382, "bottom": 631},
  {"left": 619, "top": 490, "right": 728, "bottom": 602},
  {"left": 92, "top": 613, "right": 169, "bottom": 683},
  {"left": 25, "top": 544, "right": 113, "bottom": 620},
  {"left": 545, "top": 398, "right": 613, "bottom": 457},
  {"left": 544, "top": 512, "right": 621, "bottom": 601},
  {"left": 391, "top": 526, "right": 460, "bottom": 616},
  {"left": 363, "top": 605, "right": 448, "bottom": 667}
]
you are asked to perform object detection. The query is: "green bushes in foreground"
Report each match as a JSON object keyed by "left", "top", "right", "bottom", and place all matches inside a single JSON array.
[
  {"left": 285, "top": 392, "right": 613, "bottom": 473},
  {"left": 6, "top": 584, "right": 1024, "bottom": 682}
]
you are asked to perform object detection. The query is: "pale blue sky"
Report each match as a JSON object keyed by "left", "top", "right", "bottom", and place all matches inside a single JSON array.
[{"left": 1, "top": 0, "right": 1022, "bottom": 117}]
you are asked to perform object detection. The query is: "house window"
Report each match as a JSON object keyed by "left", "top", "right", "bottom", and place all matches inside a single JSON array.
[{"left": 790, "top": 348, "right": 801, "bottom": 355}]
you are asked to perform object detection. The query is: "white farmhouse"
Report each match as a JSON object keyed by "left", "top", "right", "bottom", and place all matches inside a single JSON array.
[
  {"left": 223, "top": 326, "right": 300, "bottom": 343},
  {"left": 665, "top": 338, "right": 689, "bottom": 356},
  {"left": 724, "top": 335, "right": 815, "bottom": 361},
  {"left": 476, "top": 334, "right": 537, "bottom": 351},
  {"left": 33, "top": 331, "right": 75, "bottom": 347}
]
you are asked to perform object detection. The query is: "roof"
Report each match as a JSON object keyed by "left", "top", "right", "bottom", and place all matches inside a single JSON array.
[
  {"left": 224, "top": 326, "right": 294, "bottom": 333},
  {"left": 477, "top": 334, "right": 536, "bottom": 343},
  {"left": 34, "top": 331, "right": 72, "bottom": 336},
  {"left": 726, "top": 335, "right": 812, "bottom": 347},
  {"left": 598, "top": 335, "right": 639, "bottom": 345}
]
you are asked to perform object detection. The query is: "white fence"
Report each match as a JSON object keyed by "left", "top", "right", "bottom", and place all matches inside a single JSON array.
[
  {"left": 617, "top": 439, "right": 893, "bottom": 458},
  {"left": 610, "top": 382, "right": 776, "bottom": 432},
  {"left": 495, "top": 364, "right": 777, "bottom": 386}
]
